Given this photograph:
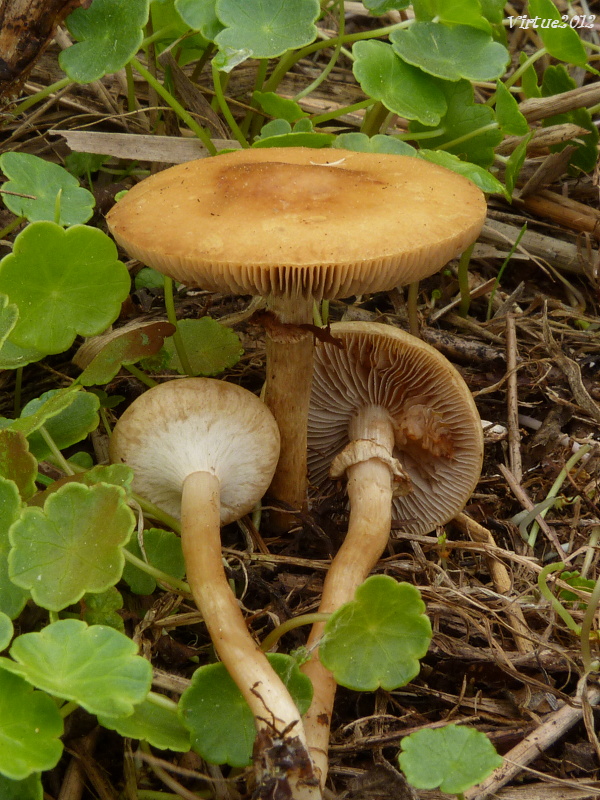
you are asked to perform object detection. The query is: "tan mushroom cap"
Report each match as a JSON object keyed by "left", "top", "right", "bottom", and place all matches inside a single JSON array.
[
  {"left": 109, "top": 378, "right": 280, "bottom": 525},
  {"left": 307, "top": 322, "right": 483, "bottom": 534},
  {"left": 106, "top": 147, "right": 487, "bottom": 299}
]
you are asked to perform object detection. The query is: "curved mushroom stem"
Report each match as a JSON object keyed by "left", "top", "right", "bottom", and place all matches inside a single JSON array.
[
  {"left": 300, "top": 407, "right": 396, "bottom": 787},
  {"left": 181, "top": 471, "right": 322, "bottom": 799},
  {"left": 264, "top": 293, "right": 314, "bottom": 528}
]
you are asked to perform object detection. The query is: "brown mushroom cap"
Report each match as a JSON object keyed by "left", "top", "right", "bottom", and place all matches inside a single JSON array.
[
  {"left": 307, "top": 321, "right": 483, "bottom": 534},
  {"left": 109, "top": 378, "right": 280, "bottom": 525},
  {"left": 106, "top": 147, "right": 487, "bottom": 298}
]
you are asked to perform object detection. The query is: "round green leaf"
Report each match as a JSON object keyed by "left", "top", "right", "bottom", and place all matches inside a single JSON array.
[
  {"left": 0, "top": 669, "right": 63, "bottom": 780},
  {"left": 412, "top": 0, "right": 492, "bottom": 31},
  {"left": 253, "top": 91, "right": 308, "bottom": 123},
  {"left": 60, "top": 0, "right": 150, "bottom": 82},
  {"left": 123, "top": 528, "right": 185, "bottom": 595},
  {"left": 8, "top": 482, "right": 135, "bottom": 611},
  {"left": 0, "top": 478, "right": 29, "bottom": 620},
  {"left": 0, "top": 612, "right": 13, "bottom": 651},
  {"left": 333, "top": 133, "right": 416, "bottom": 156},
  {"left": 409, "top": 80, "right": 502, "bottom": 167},
  {"left": 82, "top": 587, "right": 125, "bottom": 631},
  {"left": 319, "top": 575, "right": 432, "bottom": 692},
  {"left": 0, "top": 339, "right": 45, "bottom": 370},
  {"left": 390, "top": 23, "right": 509, "bottom": 82},
  {"left": 352, "top": 40, "right": 446, "bottom": 126},
  {"left": 19, "top": 389, "right": 100, "bottom": 461},
  {"left": 0, "top": 772, "right": 43, "bottom": 800},
  {"left": 0, "top": 430, "right": 37, "bottom": 500},
  {"left": 0, "top": 221, "right": 131, "bottom": 354},
  {"left": 398, "top": 724, "right": 503, "bottom": 793},
  {"left": 0, "top": 153, "right": 94, "bottom": 225},
  {"left": 0, "top": 294, "right": 19, "bottom": 348},
  {"left": 99, "top": 693, "right": 191, "bottom": 751},
  {"left": 215, "top": 0, "right": 320, "bottom": 58},
  {"left": 176, "top": 0, "right": 224, "bottom": 41},
  {"left": 164, "top": 317, "right": 243, "bottom": 376},
  {"left": 364, "top": 0, "right": 410, "bottom": 14},
  {"left": 3, "top": 619, "right": 152, "bottom": 717},
  {"left": 179, "top": 654, "right": 313, "bottom": 767}
]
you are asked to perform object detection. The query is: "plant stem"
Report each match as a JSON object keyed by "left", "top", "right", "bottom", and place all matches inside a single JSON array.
[
  {"left": 39, "top": 426, "right": 75, "bottom": 475},
  {"left": 211, "top": 62, "right": 249, "bottom": 148},
  {"left": 310, "top": 98, "right": 372, "bottom": 125},
  {"left": 10, "top": 77, "right": 72, "bottom": 116},
  {"left": 122, "top": 549, "right": 191, "bottom": 595},
  {"left": 58, "top": 700, "right": 79, "bottom": 718},
  {"left": 132, "top": 493, "right": 181, "bottom": 534},
  {"left": 162, "top": 277, "right": 194, "bottom": 376},
  {"left": 504, "top": 48, "right": 547, "bottom": 90},
  {"left": 436, "top": 122, "right": 499, "bottom": 152},
  {"left": 457, "top": 243, "right": 475, "bottom": 318},
  {"left": 579, "top": 573, "right": 600, "bottom": 674},
  {"left": 124, "top": 363, "right": 158, "bottom": 388},
  {"left": 130, "top": 57, "right": 217, "bottom": 154},
  {"left": 537, "top": 563, "right": 581, "bottom": 635},
  {"left": 260, "top": 613, "right": 330, "bottom": 653},
  {"left": 0, "top": 215, "right": 25, "bottom": 240},
  {"left": 294, "top": 0, "right": 345, "bottom": 102}
]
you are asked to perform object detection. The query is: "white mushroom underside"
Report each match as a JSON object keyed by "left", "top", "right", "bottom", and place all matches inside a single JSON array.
[
  {"left": 109, "top": 379, "right": 280, "bottom": 525},
  {"left": 307, "top": 324, "right": 483, "bottom": 534}
]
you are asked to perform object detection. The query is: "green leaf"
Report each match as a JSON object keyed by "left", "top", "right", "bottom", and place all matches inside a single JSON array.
[
  {"left": 2, "top": 619, "right": 152, "bottom": 717},
  {"left": 18, "top": 389, "right": 100, "bottom": 461},
  {"left": 0, "top": 478, "right": 29, "bottom": 620},
  {"left": 398, "top": 724, "right": 503, "bottom": 793},
  {"left": 0, "top": 430, "right": 37, "bottom": 500},
  {"left": 175, "top": 0, "right": 223, "bottom": 41},
  {"left": 504, "top": 131, "right": 533, "bottom": 196},
  {"left": 0, "top": 669, "right": 63, "bottom": 780},
  {"left": 77, "top": 320, "right": 176, "bottom": 386},
  {"left": 412, "top": 0, "right": 492, "bottom": 31},
  {"left": 123, "top": 528, "right": 185, "bottom": 595},
  {"left": 134, "top": 266, "right": 165, "bottom": 290},
  {"left": 99, "top": 693, "right": 191, "bottom": 751},
  {"left": 28, "top": 464, "right": 135, "bottom": 509},
  {"left": 0, "top": 222, "right": 131, "bottom": 355},
  {"left": 60, "top": 0, "right": 150, "bottom": 82},
  {"left": 0, "top": 612, "right": 13, "bottom": 651},
  {"left": 479, "top": 0, "right": 504, "bottom": 24},
  {"left": 179, "top": 654, "right": 313, "bottom": 767},
  {"left": 390, "top": 23, "right": 508, "bottom": 82},
  {"left": 409, "top": 80, "right": 501, "bottom": 166},
  {"left": 0, "top": 772, "right": 43, "bottom": 800},
  {"left": 64, "top": 151, "right": 109, "bottom": 178},
  {"left": 333, "top": 133, "right": 417, "bottom": 155},
  {"left": 0, "top": 340, "right": 45, "bottom": 370},
  {"left": 528, "top": 0, "right": 587, "bottom": 67},
  {"left": 0, "top": 153, "right": 94, "bottom": 226},
  {"left": 418, "top": 149, "right": 507, "bottom": 195},
  {"left": 364, "top": 0, "right": 410, "bottom": 13},
  {"left": 352, "top": 40, "right": 447, "bottom": 126},
  {"left": 7, "top": 386, "right": 81, "bottom": 438},
  {"left": 558, "top": 570, "right": 595, "bottom": 604},
  {"left": 214, "top": 0, "right": 320, "bottom": 59},
  {"left": 494, "top": 80, "right": 529, "bottom": 136},
  {"left": 319, "top": 575, "right": 432, "bottom": 692},
  {"left": 9, "top": 482, "right": 135, "bottom": 611},
  {"left": 0, "top": 295, "right": 19, "bottom": 348},
  {"left": 164, "top": 317, "right": 243, "bottom": 376},
  {"left": 82, "top": 587, "right": 125, "bottom": 631},
  {"left": 253, "top": 91, "right": 308, "bottom": 123},
  {"left": 152, "top": 0, "right": 210, "bottom": 62},
  {"left": 519, "top": 51, "right": 541, "bottom": 98}
]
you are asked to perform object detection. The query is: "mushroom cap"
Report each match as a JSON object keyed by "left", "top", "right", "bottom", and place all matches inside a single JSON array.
[
  {"left": 307, "top": 322, "right": 483, "bottom": 534},
  {"left": 109, "top": 378, "right": 280, "bottom": 525},
  {"left": 106, "top": 147, "right": 487, "bottom": 299}
]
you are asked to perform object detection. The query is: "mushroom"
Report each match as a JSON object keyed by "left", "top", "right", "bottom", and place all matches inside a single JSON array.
[
  {"left": 106, "top": 147, "right": 487, "bottom": 520},
  {"left": 108, "top": 378, "right": 321, "bottom": 799},
  {"left": 301, "top": 321, "right": 484, "bottom": 785}
]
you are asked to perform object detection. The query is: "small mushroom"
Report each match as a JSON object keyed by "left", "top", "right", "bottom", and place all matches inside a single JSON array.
[
  {"left": 109, "top": 379, "right": 321, "bottom": 798},
  {"left": 301, "top": 321, "right": 484, "bottom": 785},
  {"left": 106, "top": 148, "right": 487, "bottom": 521}
]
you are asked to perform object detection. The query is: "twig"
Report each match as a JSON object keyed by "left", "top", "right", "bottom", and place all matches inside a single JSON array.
[{"left": 505, "top": 314, "right": 523, "bottom": 484}]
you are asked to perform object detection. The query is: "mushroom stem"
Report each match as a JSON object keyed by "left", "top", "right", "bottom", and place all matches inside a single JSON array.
[
  {"left": 181, "top": 470, "right": 322, "bottom": 799},
  {"left": 264, "top": 294, "right": 314, "bottom": 524},
  {"left": 300, "top": 406, "right": 396, "bottom": 786}
]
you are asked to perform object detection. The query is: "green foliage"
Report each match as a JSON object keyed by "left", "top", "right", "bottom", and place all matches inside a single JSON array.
[
  {"left": 253, "top": 91, "right": 309, "bottom": 123},
  {"left": 60, "top": 0, "right": 150, "bottom": 82},
  {"left": 0, "top": 772, "right": 43, "bottom": 800},
  {"left": 123, "top": 528, "right": 186, "bottom": 594},
  {"left": 8, "top": 482, "right": 134, "bottom": 611},
  {"left": 99, "top": 693, "right": 191, "bottom": 751},
  {"left": 179, "top": 654, "right": 313, "bottom": 767},
  {"left": 0, "top": 612, "right": 13, "bottom": 650},
  {"left": 161, "top": 317, "right": 244, "bottom": 376},
  {"left": 0, "top": 153, "right": 95, "bottom": 225},
  {"left": 0, "top": 222, "right": 130, "bottom": 354},
  {"left": 528, "top": 0, "right": 587, "bottom": 67},
  {"left": 494, "top": 80, "right": 529, "bottom": 136},
  {"left": 0, "top": 478, "right": 29, "bottom": 620},
  {"left": 1, "top": 619, "right": 152, "bottom": 716},
  {"left": 333, "top": 133, "right": 416, "bottom": 155},
  {"left": 353, "top": 40, "right": 447, "bottom": 126},
  {"left": 81, "top": 587, "right": 125, "bottom": 631},
  {"left": 0, "top": 430, "right": 37, "bottom": 500},
  {"left": 319, "top": 575, "right": 432, "bottom": 691},
  {"left": 0, "top": 669, "right": 64, "bottom": 780},
  {"left": 253, "top": 117, "right": 335, "bottom": 148},
  {"left": 398, "top": 724, "right": 503, "bottom": 793}
]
